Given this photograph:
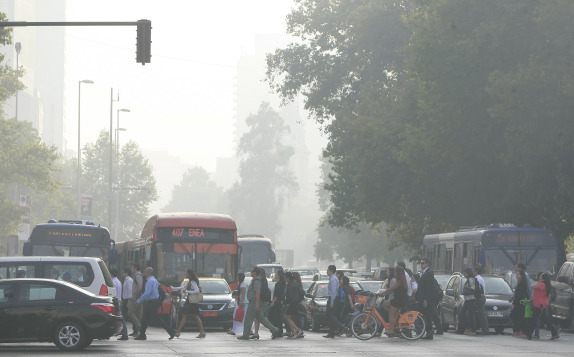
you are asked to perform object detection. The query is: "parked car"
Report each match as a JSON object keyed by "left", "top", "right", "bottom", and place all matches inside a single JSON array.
[
  {"left": 439, "top": 274, "right": 513, "bottom": 334},
  {"left": 500, "top": 270, "right": 537, "bottom": 291},
  {"left": 172, "top": 277, "right": 237, "bottom": 330},
  {"left": 304, "top": 280, "right": 330, "bottom": 331},
  {"left": 0, "top": 278, "right": 121, "bottom": 351},
  {"left": 550, "top": 260, "right": 574, "bottom": 328},
  {"left": 0, "top": 256, "right": 116, "bottom": 297}
]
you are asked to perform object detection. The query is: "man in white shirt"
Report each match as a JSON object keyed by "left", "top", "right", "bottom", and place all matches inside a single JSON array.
[{"left": 111, "top": 269, "right": 129, "bottom": 340}]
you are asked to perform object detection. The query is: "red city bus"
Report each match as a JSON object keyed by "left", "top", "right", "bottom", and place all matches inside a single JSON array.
[{"left": 116, "top": 212, "right": 239, "bottom": 322}]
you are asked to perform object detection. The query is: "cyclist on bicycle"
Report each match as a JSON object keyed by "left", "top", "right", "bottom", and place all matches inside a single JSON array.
[{"left": 377, "top": 265, "right": 409, "bottom": 337}]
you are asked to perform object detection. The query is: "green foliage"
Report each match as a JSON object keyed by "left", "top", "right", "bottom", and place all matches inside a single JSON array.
[
  {"left": 228, "top": 102, "right": 298, "bottom": 237},
  {"left": 163, "top": 166, "right": 225, "bottom": 213},
  {"left": 0, "top": 119, "right": 61, "bottom": 238},
  {"left": 267, "top": 0, "right": 574, "bottom": 249},
  {"left": 82, "top": 131, "right": 158, "bottom": 241}
]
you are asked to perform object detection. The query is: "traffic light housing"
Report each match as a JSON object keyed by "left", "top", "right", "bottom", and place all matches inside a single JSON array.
[{"left": 136, "top": 19, "right": 152, "bottom": 65}]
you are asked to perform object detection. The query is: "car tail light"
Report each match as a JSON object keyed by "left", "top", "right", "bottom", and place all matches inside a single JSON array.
[
  {"left": 91, "top": 302, "right": 115, "bottom": 314},
  {"left": 99, "top": 284, "right": 109, "bottom": 296}
]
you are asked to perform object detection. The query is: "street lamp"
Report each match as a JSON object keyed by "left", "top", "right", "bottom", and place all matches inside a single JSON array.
[
  {"left": 14, "top": 42, "right": 21, "bottom": 121},
  {"left": 114, "top": 127, "right": 127, "bottom": 240},
  {"left": 77, "top": 79, "right": 94, "bottom": 219}
]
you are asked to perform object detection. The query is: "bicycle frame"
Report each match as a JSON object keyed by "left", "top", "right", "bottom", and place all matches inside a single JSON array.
[{"left": 351, "top": 298, "right": 426, "bottom": 340}]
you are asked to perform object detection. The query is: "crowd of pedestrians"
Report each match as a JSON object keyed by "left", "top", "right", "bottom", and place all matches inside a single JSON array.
[{"left": 111, "top": 260, "right": 561, "bottom": 343}]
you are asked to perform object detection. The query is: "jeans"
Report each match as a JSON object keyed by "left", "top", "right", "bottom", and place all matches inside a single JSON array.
[{"left": 461, "top": 299, "right": 476, "bottom": 332}]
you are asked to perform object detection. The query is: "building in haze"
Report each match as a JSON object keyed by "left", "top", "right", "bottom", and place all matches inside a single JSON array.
[{"left": 0, "top": 0, "right": 66, "bottom": 152}]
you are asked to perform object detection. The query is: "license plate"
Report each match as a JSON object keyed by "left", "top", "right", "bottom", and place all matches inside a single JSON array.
[
  {"left": 488, "top": 311, "right": 503, "bottom": 317},
  {"left": 203, "top": 311, "right": 217, "bottom": 317}
]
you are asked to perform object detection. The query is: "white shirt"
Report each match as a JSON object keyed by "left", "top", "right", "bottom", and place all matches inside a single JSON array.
[
  {"left": 475, "top": 274, "right": 486, "bottom": 295},
  {"left": 405, "top": 270, "right": 412, "bottom": 297},
  {"left": 122, "top": 276, "right": 133, "bottom": 300}
]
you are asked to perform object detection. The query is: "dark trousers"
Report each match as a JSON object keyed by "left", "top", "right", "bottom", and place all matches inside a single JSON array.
[
  {"left": 140, "top": 299, "right": 174, "bottom": 337},
  {"left": 422, "top": 301, "right": 438, "bottom": 335},
  {"left": 475, "top": 296, "right": 489, "bottom": 334},
  {"left": 120, "top": 300, "right": 129, "bottom": 337},
  {"left": 268, "top": 303, "right": 284, "bottom": 335},
  {"left": 461, "top": 299, "right": 476, "bottom": 332},
  {"left": 526, "top": 306, "right": 558, "bottom": 337},
  {"left": 326, "top": 303, "right": 345, "bottom": 336}
]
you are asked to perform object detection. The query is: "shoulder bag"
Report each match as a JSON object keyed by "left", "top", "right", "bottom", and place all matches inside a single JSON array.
[{"left": 188, "top": 286, "right": 203, "bottom": 304}]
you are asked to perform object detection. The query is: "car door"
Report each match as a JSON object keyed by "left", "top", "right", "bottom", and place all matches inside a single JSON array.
[
  {"left": 553, "top": 263, "right": 574, "bottom": 319},
  {"left": 12, "top": 281, "right": 61, "bottom": 340},
  {"left": 0, "top": 281, "right": 16, "bottom": 339},
  {"left": 441, "top": 277, "right": 456, "bottom": 324}
]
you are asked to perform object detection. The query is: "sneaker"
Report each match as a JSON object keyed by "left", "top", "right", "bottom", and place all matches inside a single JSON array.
[
  {"left": 550, "top": 335, "right": 560, "bottom": 340},
  {"left": 323, "top": 334, "right": 335, "bottom": 338}
]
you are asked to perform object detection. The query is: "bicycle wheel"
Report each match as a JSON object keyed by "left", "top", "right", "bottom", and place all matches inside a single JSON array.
[
  {"left": 400, "top": 313, "right": 426, "bottom": 340},
  {"left": 351, "top": 312, "right": 378, "bottom": 340}
]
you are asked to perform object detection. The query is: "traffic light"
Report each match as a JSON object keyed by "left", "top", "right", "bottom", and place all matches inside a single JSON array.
[{"left": 136, "top": 19, "right": 152, "bottom": 65}]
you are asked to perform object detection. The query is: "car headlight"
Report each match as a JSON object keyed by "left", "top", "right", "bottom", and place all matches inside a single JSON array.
[{"left": 228, "top": 299, "right": 238, "bottom": 309}]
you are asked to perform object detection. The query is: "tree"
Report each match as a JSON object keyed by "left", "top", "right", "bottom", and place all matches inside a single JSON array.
[
  {"left": 266, "top": 0, "right": 574, "bottom": 249},
  {"left": 163, "top": 166, "right": 226, "bottom": 213},
  {"left": 82, "top": 131, "right": 158, "bottom": 241},
  {"left": 0, "top": 119, "right": 61, "bottom": 238},
  {"left": 228, "top": 102, "right": 298, "bottom": 237}
]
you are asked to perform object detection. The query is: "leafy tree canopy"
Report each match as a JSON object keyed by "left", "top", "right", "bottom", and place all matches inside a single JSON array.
[
  {"left": 163, "top": 166, "right": 226, "bottom": 214},
  {"left": 267, "top": 0, "right": 574, "bottom": 249}
]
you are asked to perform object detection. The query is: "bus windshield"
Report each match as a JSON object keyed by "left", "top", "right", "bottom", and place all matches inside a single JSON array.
[
  {"left": 239, "top": 240, "right": 274, "bottom": 273},
  {"left": 483, "top": 248, "right": 558, "bottom": 274},
  {"left": 155, "top": 243, "right": 237, "bottom": 285}
]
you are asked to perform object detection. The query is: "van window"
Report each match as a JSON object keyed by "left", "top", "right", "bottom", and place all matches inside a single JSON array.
[
  {"left": 0, "top": 264, "right": 37, "bottom": 279},
  {"left": 44, "top": 263, "right": 93, "bottom": 287}
]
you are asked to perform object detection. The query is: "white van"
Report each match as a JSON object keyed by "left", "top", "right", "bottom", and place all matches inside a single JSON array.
[{"left": 0, "top": 257, "right": 116, "bottom": 297}]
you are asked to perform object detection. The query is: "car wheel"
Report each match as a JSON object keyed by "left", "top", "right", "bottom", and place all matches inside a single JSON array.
[
  {"left": 311, "top": 315, "right": 320, "bottom": 332},
  {"left": 494, "top": 326, "right": 505, "bottom": 335},
  {"left": 53, "top": 321, "right": 87, "bottom": 351}
]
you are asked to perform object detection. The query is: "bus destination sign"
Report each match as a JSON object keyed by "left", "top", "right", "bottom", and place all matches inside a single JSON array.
[
  {"left": 484, "top": 231, "right": 556, "bottom": 247},
  {"left": 157, "top": 227, "right": 235, "bottom": 243},
  {"left": 171, "top": 228, "right": 204, "bottom": 238}
]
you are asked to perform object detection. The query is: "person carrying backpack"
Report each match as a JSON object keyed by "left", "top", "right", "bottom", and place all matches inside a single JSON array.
[
  {"left": 135, "top": 267, "right": 176, "bottom": 340},
  {"left": 473, "top": 267, "right": 489, "bottom": 335},
  {"left": 237, "top": 267, "right": 280, "bottom": 340}
]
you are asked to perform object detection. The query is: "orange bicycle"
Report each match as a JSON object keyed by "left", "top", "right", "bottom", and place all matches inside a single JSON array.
[{"left": 351, "top": 292, "right": 426, "bottom": 340}]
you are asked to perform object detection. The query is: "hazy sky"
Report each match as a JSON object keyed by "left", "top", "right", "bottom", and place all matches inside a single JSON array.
[{"left": 64, "top": 0, "right": 295, "bottom": 172}]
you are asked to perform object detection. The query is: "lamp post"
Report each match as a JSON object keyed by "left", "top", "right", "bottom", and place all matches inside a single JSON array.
[
  {"left": 116, "top": 109, "right": 130, "bottom": 162},
  {"left": 14, "top": 42, "right": 21, "bottom": 121},
  {"left": 114, "top": 127, "right": 126, "bottom": 241},
  {"left": 77, "top": 79, "right": 94, "bottom": 219}
]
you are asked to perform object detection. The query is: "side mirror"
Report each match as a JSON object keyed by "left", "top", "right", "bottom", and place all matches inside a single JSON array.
[
  {"left": 305, "top": 293, "right": 313, "bottom": 299},
  {"left": 232, "top": 289, "right": 239, "bottom": 297},
  {"left": 446, "top": 289, "right": 455, "bottom": 297}
]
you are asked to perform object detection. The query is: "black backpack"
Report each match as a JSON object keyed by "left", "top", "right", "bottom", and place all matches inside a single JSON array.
[
  {"left": 433, "top": 278, "right": 444, "bottom": 303},
  {"left": 474, "top": 277, "right": 484, "bottom": 298},
  {"left": 158, "top": 283, "right": 166, "bottom": 302},
  {"left": 260, "top": 278, "right": 272, "bottom": 303}
]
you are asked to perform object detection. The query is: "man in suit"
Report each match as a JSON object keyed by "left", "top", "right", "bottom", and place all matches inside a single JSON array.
[{"left": 416, "top": 258, "right": 438, "bottom": 339}]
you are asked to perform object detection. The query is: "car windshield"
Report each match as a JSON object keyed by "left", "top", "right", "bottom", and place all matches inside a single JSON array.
[
  {"left": 315, "top": 283, "right": 329, "bottom": 298},
  {"left": 483, "top": 277, "right": 513, "bottom": 295},
  {"left": 200, "top": 280, "right": 231, "bottom": 294}
]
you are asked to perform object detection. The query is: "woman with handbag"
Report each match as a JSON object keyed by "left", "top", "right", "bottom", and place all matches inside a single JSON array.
[
  {"left": 170, "top": 269, "right": 206, "bottom": 339},
  {"left": 510, "top": 268, "right": 529, "bottom": 337}
]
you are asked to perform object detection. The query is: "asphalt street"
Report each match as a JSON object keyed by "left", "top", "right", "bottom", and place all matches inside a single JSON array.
[{"left": 1, "top": 328, "right": 573, "bottom": 356}]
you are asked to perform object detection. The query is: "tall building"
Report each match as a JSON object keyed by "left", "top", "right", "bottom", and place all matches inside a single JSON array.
[{"left": 0, "top": 0, "right": 66, "bottom": 152}]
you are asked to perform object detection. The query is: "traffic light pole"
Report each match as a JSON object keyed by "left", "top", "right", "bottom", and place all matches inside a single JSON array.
[{"left": 1, "top": 20, "right": 152, "bottom": 64}]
